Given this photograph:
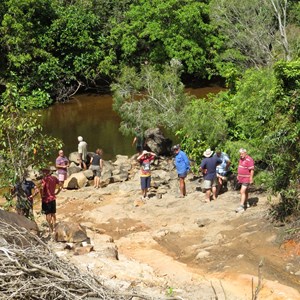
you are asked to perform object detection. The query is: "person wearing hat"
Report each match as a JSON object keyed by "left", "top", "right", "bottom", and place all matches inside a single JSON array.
[
  {"left": 236, "top": 148, "right": 254, "bottom": 213},
  {"left": 40, "top": 167, "right": 62, "bottom": 234},
  {"left": 78, "top": 136, "right": 88, "bottom": 170},
  {"left": 172, "top": 144, "right": 190, "bottom": 198},
  {"left": 137, "top": 150, "right": 156, "bottom": 200},
  {"left": 200, "top": 148, "right": 222, "bottom": 203}
]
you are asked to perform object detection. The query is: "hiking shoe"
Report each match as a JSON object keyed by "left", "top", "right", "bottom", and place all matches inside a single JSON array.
[{"left": 235, "top": 205, "right": 245, "bottom": 213}]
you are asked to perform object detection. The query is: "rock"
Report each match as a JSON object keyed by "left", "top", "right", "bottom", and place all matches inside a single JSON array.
[
  {"left": 0, "top": 210, "right": 39, "bottom": 235},
  {"left": 144, "top": 128, "right": 172, "bottom": 155},
  {"left": 74, "top": 245, "right": 94, "bottom": 255},
  {"left": 64, "top": 172, "right": 88, "bottom": 189},
  {"left": 196, "top": 250, "right": 210, "bottom": 259},
  {"left": 68, "top": 163, "right": 82, "bottom": 175},
  {"left": 83, "top": 169, "right": 94, "bottom": 180},
  {"left": 195, "top": 218, "right": 211, "bottom": 227},
  {"left": 55, "top": 222, "right": 88, "bottom": 243}
]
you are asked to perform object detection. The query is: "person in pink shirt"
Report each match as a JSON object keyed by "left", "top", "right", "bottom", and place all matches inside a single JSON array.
[
  {"left": 236, "top": 148, "right": 254, "bottom": 213},
  {"left": 40, "top": 168, "right": 62, "bottom": 233},
  {"left": 55, "top": 149, "right": 69, "bottom": 189}
]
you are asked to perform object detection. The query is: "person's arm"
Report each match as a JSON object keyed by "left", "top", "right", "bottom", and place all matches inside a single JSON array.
[
  {"left": 132, "top": 136, "right": 137, "bottom": 146},
  {"left": 226, "top": 159, "right": 231, "bottom": 171},
  {"left": 249, "top": 169, "right": 254, "bottom": 184},
  {"left": 137, "top": 150, "right": 147, "bottom": 160},
  {"left": 55, "top": 179, "right": 62, "bottom": 195},
  {"left": 29, "top": 185, "right": 39, "bottom": 200},
  {"left": 99, "top": 158, "right": 103, "bottom": 170}
]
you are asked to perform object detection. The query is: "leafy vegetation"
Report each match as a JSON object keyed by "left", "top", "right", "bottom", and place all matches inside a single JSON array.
[
  {"left": 0, "top": 85, "right": 62, "bottom": 205},
  {"left": 0, "top": 0, "right": 299, "bottom": 222}
]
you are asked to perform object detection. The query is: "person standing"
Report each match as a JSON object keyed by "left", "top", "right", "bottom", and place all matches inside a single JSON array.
[
  {"left": 200, "top": 149, "right": 222, "bottom": 203},
  {"left": 90, "top": 148, "right": 103, "bottom": 189},
  {"left": 13, "top": 177, "right": 39, "bottom": 219},
  {"left": 55, "top": 149, "right": 69, "bottom": 189},
  {"left": 137, "top": 150, "right": 156, "bottom": 200},
  {"left": 40, "top": 168, "right": 61, "bottom": 234},
  {"left": 132, "top": 127, "right": 144, "bottom": 154},
  {"left": 172, "top": 144, "right": 190, "bottom": 198},
  {"left": 215, "top": 150, "right": 231, "bottom": 195},
  {"left": 235, "top": 148, "right": 254, "bottom": 213},
  {"left": 78, "top": 136, "right": 88, "bottom": 170}
]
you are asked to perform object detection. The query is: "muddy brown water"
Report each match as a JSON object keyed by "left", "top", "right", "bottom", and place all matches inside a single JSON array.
[{"left": 38, "top": 86, "right": 224, "bottom": 161}]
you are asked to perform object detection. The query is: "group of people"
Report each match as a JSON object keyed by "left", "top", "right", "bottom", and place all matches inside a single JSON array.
[
  {"left": 14, "top": 135, "right": 104, "bottom": 235},
  {"left": 137, "top": 143, "right": 254, "bottom": 213}
]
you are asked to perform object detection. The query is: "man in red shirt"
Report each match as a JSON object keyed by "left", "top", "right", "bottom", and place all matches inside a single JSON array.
[
  {"left": 236, "top": 148, "right": 254, "bottom": 213},
  {"left": 40, "top": 168, "right": 62, "bottom": 233},
  {"left": 137, "top": 150, "right": 156, "bottom": 200}
]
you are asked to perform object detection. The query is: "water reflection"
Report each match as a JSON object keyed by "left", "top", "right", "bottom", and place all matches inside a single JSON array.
[{"left": 38, "top": 87, "right": 224, "bottom": 161}]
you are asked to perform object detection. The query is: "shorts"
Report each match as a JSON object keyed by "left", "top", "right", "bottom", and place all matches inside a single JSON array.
[
  {"left": 90, "top": 165, "right": 101, "bottom": 177},
  {"left": 58, "top": 173, "right": 67, "bottom": 182},
  {"left": 141, "top": 176, "right": 151, "bottom": 189},
  {"left": 42, "top": 200, "right": 56, "bottom": 215},
  {"left": 241, "top": 183, "right": 250, "bottom": 187},
  {"left": 178, "top": 172, "right": 187, "bottom": 178},
  {"left": 202, "top": 178, "right": 218, "bottom": 190}
]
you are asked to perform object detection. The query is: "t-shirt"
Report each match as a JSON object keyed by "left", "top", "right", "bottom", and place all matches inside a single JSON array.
[
  {"left": 215, "top": 153, "right": 230, "bottom": 175},
  {"left": 174, "top": 150, "right": 190, "bottom": 175},
  {"left": 91, "top": 154, "right": 102, "bottom": 166},
  {"left": 41, "top": 175, "right": 59, "bottom": 203},
  {"left": 22, "top": 180, "right": 36, "bottom": 198},
  {"left": 78, "top": 141, "right": 88, "bottom": 160},
  {"left": 139, "top": 154, "right": 155, "bottom": 177},
  {"left": 56, "top": 156, "right": 69, "bottom": 174},
  {"left": 200, "top": 156, "right": 222, "bottom": 180},
  {"left": 238, "top": 155, "right": 254, "bottom": 184}
]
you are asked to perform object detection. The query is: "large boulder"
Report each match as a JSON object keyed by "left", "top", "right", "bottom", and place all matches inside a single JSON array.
[
  {"left": 63, "top": 172, "right": 88, "bottom": 189},
  {"left": 55, "top": 221, "right": 88, "bottom": 243},
  {"left": 144, "top": 128, "right": 172, "bottom": 156},
  {"left": 0, "top": 210, "right": 39, "bottom": 235}
]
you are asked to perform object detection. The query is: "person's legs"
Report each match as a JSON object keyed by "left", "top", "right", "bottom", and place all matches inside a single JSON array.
[
  {"left": 205, "top": 189, "right": 211, "bottom": 202},
  {"left": 216, "top": 175, "right": 222, "bottom": 196},
  {"left": 179, "top": 177, "right": 186, "bottom": 197},
  {"left": 240, "top": 184, "right": 248, "bottom": 206},
  {"left": 212, "top": 186, "right": 217, "bottom": 200}
]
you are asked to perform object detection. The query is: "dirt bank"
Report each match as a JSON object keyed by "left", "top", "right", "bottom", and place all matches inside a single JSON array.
[{"left": 32, "top": 175, "right": 300, "bottom": 300}]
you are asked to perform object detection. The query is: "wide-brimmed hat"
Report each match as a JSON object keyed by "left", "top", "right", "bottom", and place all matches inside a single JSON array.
[{"left": 203, "top": 148, "right": 213, "bottom": 158}]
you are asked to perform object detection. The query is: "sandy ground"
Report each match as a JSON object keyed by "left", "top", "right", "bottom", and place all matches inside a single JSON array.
[{"left": 29, "top": 175, "right": 300, "bottom": 300}]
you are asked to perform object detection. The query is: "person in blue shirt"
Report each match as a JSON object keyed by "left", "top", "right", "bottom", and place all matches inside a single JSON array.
[
  {"left": 200, "top": 149, "right": 222, "bottom": 203},
  {"left": 215, "top": 150, "right": 231, "bottom": 196},
  {"left": 172, "top": 144, "right": 190, "bottom": 198}
]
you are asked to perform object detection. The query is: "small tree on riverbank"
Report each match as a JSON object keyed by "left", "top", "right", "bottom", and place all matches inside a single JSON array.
[
  {"left": 0, "top": 85, "right": 62, "bottom": 209},
  {"left": 111, "top": 60, "right": 193, "bottom": 136}
]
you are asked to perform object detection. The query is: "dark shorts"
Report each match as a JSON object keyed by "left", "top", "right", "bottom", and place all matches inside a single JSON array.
[
  {"left": 178, "top": 172, "right": 187, "bottom": 178},
  {"left": 42, "top": 200, "right": 56, "bottom": 215},
  {"left": 141, "top": 176, "right": 151, "bottom": 189}
]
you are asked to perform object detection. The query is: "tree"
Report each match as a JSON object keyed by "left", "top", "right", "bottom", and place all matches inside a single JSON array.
[
  {"left": 0, "top": 84, "right": 62, "bottom": 209},
  {"left": 210, "top": 0, "right": 295, "bottom": 74},
  {"left": 111, "top": 60, "right": 192, "bottom": 136},
  {"left": 110, "top": 0, "right": 220, "bottom": 77}
]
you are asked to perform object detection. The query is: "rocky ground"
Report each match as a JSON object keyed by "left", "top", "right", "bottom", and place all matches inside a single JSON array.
[{"left": 33, "top": 168, "right": 300, "bottom": 300}]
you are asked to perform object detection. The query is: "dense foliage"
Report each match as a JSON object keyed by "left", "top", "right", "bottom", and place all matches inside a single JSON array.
[
  {"left": 0, "top": 85, "right": 62, "bottom": 206},
  {"left": 0, "top": 0, "right": 299, "bottom": 221}
]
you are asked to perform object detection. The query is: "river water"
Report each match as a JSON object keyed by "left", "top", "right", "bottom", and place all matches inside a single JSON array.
[{"left": 39, "top": 86, "right": 223, "bottom": 161}]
